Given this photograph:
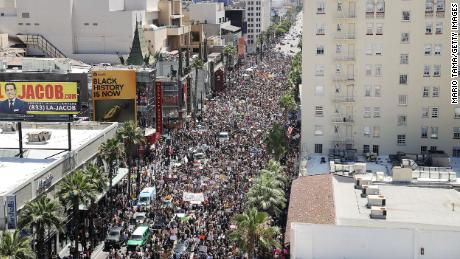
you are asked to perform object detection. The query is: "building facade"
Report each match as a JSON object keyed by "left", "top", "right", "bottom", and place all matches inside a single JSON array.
[
  {"left": 244, "top": 0, "right": 271, "bottom": 53},
  {"left": 301, "top": 0, "right": 460, "bottom": 157}
]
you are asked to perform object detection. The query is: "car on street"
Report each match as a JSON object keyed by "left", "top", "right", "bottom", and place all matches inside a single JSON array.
[
  {"left": 152, "top": 215, "right": 168, "bottom": 230},
  {"left": 133, "top": 212, "right": 147, "bottom": 225},
  {"left": 174, "top": 240, "right": 191, "bottom": 257},
  {"left": 103, "top": 226, "right": 124, "bottom": 251},
  {"left": 218, "top": 131, "right": 230, "bottom": 142}
]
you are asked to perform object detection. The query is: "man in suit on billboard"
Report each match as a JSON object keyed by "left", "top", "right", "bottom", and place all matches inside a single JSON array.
[{"left": 0, "top": 83, "right": 28, "bottom": 114}]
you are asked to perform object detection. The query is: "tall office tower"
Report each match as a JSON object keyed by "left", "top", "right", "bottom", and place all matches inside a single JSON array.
[{"left": 245, "top": 0, "right": 271, "bottom": 53}]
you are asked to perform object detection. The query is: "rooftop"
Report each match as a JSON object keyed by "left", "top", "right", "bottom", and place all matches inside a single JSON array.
[
  {"left": 333, "top": 176, "right": 460, "bottom": 231},
  {"left": 285, "top": 174, "right": 335, "bottom": 243}
]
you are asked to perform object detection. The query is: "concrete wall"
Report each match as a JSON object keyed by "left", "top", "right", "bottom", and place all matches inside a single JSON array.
[
  {"left": 291, "top": 223, "right": 460, "bottom": 259},
  {"left": 189, "top": 2, "right": 225, "bottom": 24},
  {"left": 144, "top": 26, "right": 168, "bottom": 54}
]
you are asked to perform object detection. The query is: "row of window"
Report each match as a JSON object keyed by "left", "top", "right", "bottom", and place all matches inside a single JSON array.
[
  {"left": 247, "top": 1, "right": 261, "bottom": 5},
  {"left": 314, "top": 85, "right": 439, "bottom": 99},
  {"left": 423, "top": 65, "right": 442, "bottom": 77},
  {"left": 315, "top": 25, "right": 444, "bottom": 38},
  {"left": 314, "top": 127, "right": 460, "bottom": 139},
  {"left": 247, "top": 23, "right": 261, "bottom": 28},
  {"left": 314, "top": 106, "right": 442, "bottom": 118},
  {"left": 247, "top": 18, "right": 261, "bottom": 22},
  {"left": 316, "top": 45, "right": 442, "bottom": 58}
]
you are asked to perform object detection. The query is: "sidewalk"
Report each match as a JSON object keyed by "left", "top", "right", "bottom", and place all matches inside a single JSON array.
[{"left": 59, "top": 243, "right": 107, "bottom": 259}]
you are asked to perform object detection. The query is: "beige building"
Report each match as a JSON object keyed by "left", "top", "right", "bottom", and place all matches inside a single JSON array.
[
  {"left": 245, "top": 0, "right": 271, "bottom": 53},
  {"left": 301, "top": 0, "right": 460, "bottom": 157}
]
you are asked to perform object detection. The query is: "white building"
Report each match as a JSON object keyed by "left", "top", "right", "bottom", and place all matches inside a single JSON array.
[
  {"left": 301, "top": 0, "right": 460, "bottom": 158},
  {"left": 287, "top": 175, "right": 460, "bottom": 259},
  {"left": 0, "top": 0, "right": 190, "bottom": 64},
  {"left": 244, "top": 0, "right": 271, "bottom": 53},
  {"left": 188, "top": 2, "right": 226, "bottom": 24}
]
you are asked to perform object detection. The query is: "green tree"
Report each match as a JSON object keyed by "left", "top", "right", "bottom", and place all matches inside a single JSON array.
[
  {"left": 246, "top": 170, "right": 287, "bottom": 217},
  {"left": 57, "top": 170, "right": 97, "bottom": 259},
  {"left": 18, "top": 196, "right": 62, "bottom": 259},
  {"left": 99, "top": 138, "right": 124, "bottom": 205},
  {"left": 0, "top": 230, "right": 35, "bottom": 259},
  {"left": 117, "top": 121, "right": 145, "bottom": 198},
  {"left": 227, "top": 208, "right": 280, "bottom": 259},
  {"left": 280, "top": 91, "right": 296, "bottom": 112},
  {"left": 265, "top": 123, "right": 288, "bottom": 161},
  {"left": 191, "top": 58, "right": 204, "bottom": 117},
  {"left": 223, "top": 44, "right": 236, "bottom": 70}
]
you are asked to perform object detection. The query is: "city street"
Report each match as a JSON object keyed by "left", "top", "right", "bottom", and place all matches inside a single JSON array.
[{"left": 86, "top": 13, "right": 303, "bottom": 259}]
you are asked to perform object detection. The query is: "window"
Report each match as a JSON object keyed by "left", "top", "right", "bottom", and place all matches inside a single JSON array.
[
  {"left": 426, "top": 0, "right": 434, "bottom": 12},
  {"left": 366, "top": 44, "right": 373, "bottom": 55},
  {"left": 436, "top": 0, "right": 445, "bottom": 11},
  {"left": 314, "top": 144, "right": 323, "bottom": 153},
  {"left": 92, "top": 23, "right": 98, "bottom": 26},
  {"left": 424, "top": 44, "right": 432, "bottom": 55},
  {"left": 21, "top": 12, "right": 30, "bottom": 18},
  {"left": 373, "top": 145, "right": 379, "bottom": 154},
  {"left": 34, "top": 23, "right": 39, "bottom": 26},
  {"left": 399, "top": 95, "right": 407, "bottom": 106},
  {"left": 424, "top": 65, "right": 431, "bottom": 77},
  {"left": 435, "top": 22, "right": 443, "bottom": 34},
  {"left": 432, "top": 87, "right": 439, "bottom": 97},
  {"left": 426, "top": 23, "right": 433, "bottom": 34},
  {"left": 434, "top": 44, "right": 441, "bottom": 55},
  {"left": 315, "top": 106, "right": 324, "bottom": 116},
  {"left": 335, "top": 64, "right": 342, "bottom": 74},
  {"left": 373, "top": 107, "right": 381, "bottom": 118},
  {"left": 316, "top": 1, "right": 325, "bottom": 13},
  {"left": 365, "top": 85, "right": 371, "bottom": 97},
  {"left": 314, "top": 125, "right": 323, "bottom": 136},
  {"left": 431, "top": 127, "right": 438, "bottom": 139},
  {"left": 376, "top": 0, "right": 385, "bottom": 12},
  {"left": 364, "top": 127, "right": 371, "bottom": 137},
  {"left": 336, "top": 44, "right": 343, "bottom": 53},
  {"left": 433, "top": 65, "right": 441, "bottom": 77},
  {"left": 402, "top": 11, "right": 410, "bottom": 21},
  {"left": 337, "top": 24, "right": 342, "bottom": 32},
  {"left": 316, "top": 45, "right": 324, "bottom": 55},
  {"left": 430, "top": 146, "right": 437, "bottom": 151},
  {"left": 373, "top": 126, "right": 380, "bottom": 138},
  {"left": 375, "top": 64, "right": 382, "bottom": 77},
  {"left": 421, "top": 127, "right": 428, "bottom": 138},
  {"left": 366, "top": 23, "right": 373, "bottom": 35},
  {"left": 455, "top": 107, "right": 460, "bottom": 119},
  {"left": 374, "top": 85, "right": 381, "bottom": 97},
  {"left": 399, "top": 74, "right": 408, "bottom": 85},
  {"left": 453, "top": 127, "right": 460, "bottom": 139},
  {"left": 421, "top": 146, "right": 428, "bottom": 153},
  {"left": 431, "top": 107, "right": 439, "bottom": 118},
  {"left": 423, "top": 86, "right": 430, "bottom": 97},
  {"left": 422, "top": 107, "right": 429, "bottom": 118},
  {"left": 401, "top": 33, "right": 409, "bottom": 43},
  {"left": 316, "top": 24, "right": 325, "bottom": 35},
  {"left": 375, "top": 23, "right": 383, "bottom": 35},
  {"left": 315, "top": 65, "right": 324, "bottom": 76},
  {"left": 365, "top": 64, "right": 372, "bottom": 76},
  {"left": 315, "top": 85, "right": 324, "bottom": 96},
  {"left": 398, "top": 115, "right": 407, "bottom": 126},
  {"left": 374, "top": 44, "right": 383, "bottom": 55},
  {"left": 337, "top": 1, "right": 343, "bottom": 11},
  {"left": 453, "top": 147, "right": 460, "bottom": 157},
  {"left": 363, "top": 145, "right": 370, "bottom": 153},
  {"left": 397, "top": 135, "right": 406, "bottom": 146},
  {"left": 84, "top": 22, "right": 90, "bottom": 26},
  {"left": 364, "top": 107, "right": 371, "bottom": 118},
  {"left": 400, "top": 54, "right": 408, "bottom": 64},
  {"left": 366, "top": 0, "right": 375, "bottom": 13}
]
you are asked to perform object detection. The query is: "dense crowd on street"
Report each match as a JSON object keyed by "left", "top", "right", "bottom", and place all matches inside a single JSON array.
[{"left": 76, "top": 23, "right": 301, "bottom": 259}]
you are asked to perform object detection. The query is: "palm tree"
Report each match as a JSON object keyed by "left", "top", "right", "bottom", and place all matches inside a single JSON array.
[
  {"left": 191, "top": 58, "right": 204, "bottom": 117},
  {"left": 117, "top": 121, "right": 145, "bottom": 198},
  {"left": 0, "top": 230, "right": 35, "bottom": 259},
  {"left": 99, "top": 138, "right": 123, "bottom": 205},
  {"left": 265, "top": 123, "right": 289, "bottom": 161},
  {"left": 223, "top": 44, "right": 236, "bottom": 70},
  {"left": 246, "top": 171, "right": 287, "bottom": 218},
  {"left": 57, "top": 170, "right": 97, "bottom": 259},
  {"left": 18, "top": 196, "right": 62, "bottom": 259},
  {"left": 228, "top": 207, "right": 280, "bottom": 259}
]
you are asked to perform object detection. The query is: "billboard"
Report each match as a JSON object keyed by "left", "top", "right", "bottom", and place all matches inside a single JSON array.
[
  {"left": 92, "top": 70, "right": 137, "bottom": 123},
  {"left": 0, "top": 81, "right": 78, "bottom": 121},
  {"left": 155, "top": 81, "right": 163, "bottom": 134},
  {"left": 6, "top": 195, "right": 17, "bottom": 229}
]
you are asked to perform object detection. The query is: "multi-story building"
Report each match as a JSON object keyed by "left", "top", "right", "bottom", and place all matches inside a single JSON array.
[
  {"left": 244, "top": 0, "right": 271, "bottom": 53},
  {"left": 301, "top": 0, "right": 460, "bottom": 158}
]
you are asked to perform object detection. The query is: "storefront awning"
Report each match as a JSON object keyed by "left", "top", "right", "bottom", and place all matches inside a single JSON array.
[{"left": 221, "top": 24, "right": 241, "bottom": 33}]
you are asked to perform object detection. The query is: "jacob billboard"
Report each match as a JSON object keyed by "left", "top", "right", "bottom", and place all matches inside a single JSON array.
[
  {"left": 92, "top": 70, "right": 137, "bottom": 123},
  {"left": 0, "top": 81, "right": 78, "bottom": 121}
]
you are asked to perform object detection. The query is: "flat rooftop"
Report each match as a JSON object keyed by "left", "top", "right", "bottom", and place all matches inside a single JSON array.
[
  {"left": 0, "top": 124, "right": 109, "bottom": 196},
  {"left": 333, "top": 176, "right": 460, "bottom": 231}
]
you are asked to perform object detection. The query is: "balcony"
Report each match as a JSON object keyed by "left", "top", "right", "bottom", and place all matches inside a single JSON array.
[
  {"left": 436, "top": 9, "right": 445, "bottom": 17},
  {"left": 335, "top": 33, "right": 355, "bottom": 40},
  {"left": 332, "top": 96, "right": 355, "bottom": 103},
  {"left": 336, "top": 10, "right": 356, "bottom": 19},
  {"left": 332, "top": 75, "right": 354, "bottom": 82},
  {"left": 331, "top": 115, "right": 354, "bottom": 124},
  {"left": 334, "top": 55, "right": 355, "bottom": 61},
  {"left": 167, "top": 25, "right": 190, "bottom": 36}
]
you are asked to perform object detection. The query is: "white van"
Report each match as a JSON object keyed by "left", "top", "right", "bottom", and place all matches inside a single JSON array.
[
  {"left": 218, "top": 131, "right": 229, "bottom": 142},
  {"left": 138, "top": 187, "right": 156, "bottom": 206}
]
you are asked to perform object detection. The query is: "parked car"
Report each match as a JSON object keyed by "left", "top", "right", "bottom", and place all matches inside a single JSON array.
[
  {"left": 104, "top": 226, "right": 124, "bottom": 251},
  {"left": 133, "top": 212, "right": 147, "bottom": 225}
]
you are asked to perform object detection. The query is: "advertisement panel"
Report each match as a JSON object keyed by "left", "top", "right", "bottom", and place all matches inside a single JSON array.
[
  {"left": 0, "top": 81, "right": 78, "bottom": 121},
  {"left": 155, "top": 81, "right": 163, "bottom": 134},
  {"left": 6, "top": 195, "right": 17, "bottom": 229},
  {"left": 92, "top": 70, "right": 137, "bottom": 123}
]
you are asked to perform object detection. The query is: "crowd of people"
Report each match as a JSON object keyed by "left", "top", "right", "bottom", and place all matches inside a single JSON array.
[{"left": 82, "top": 19, "right": 302, "bottom": 259}]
